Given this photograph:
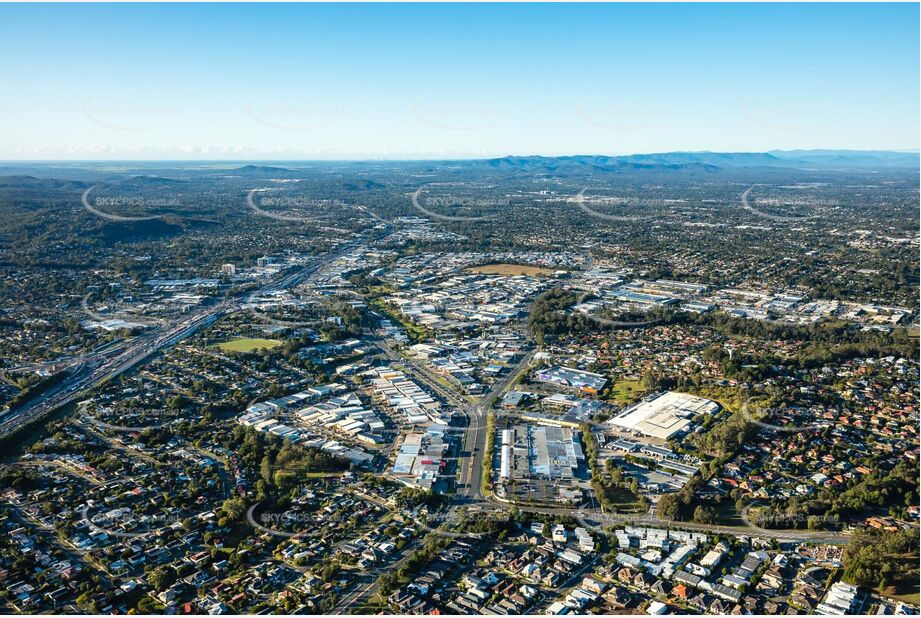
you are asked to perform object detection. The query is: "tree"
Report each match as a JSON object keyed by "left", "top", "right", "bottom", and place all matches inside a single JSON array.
[
  {"left": 844, "top": 528, "right": 918, "bottom": 589},
  {"left": 628, "top": 478, "right": 639, "bottom": 494},
  {"left": 693, "top": 505, "right": 716, "bottom": 524},
  {"left": 260, "top": 455, "right": 274, "bottom": 484},
  {"left": 147, "top": 567, "right": 174, "bottom": 592},
  {"left": 136, "top": 597, "right": 164, "bottom": 614},
  {"left": 657, "top": 494, "right": 681, "bottom": 519},
  {"left": 377, "top": 572, "right": 395, "bottom": 594},
  {"left": 220, "top": 496, "right": 247, "bottom": 522}
]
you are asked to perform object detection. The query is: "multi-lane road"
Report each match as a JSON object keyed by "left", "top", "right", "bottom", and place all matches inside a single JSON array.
[
  {"left": 371, "top": 336, "right": 521, "bottom": 503},
  {"left": 0, "top": 301, "right": 226, "bottom": 439},
  {"left": 374, "top": 328, "right": 853, "bottom": 545},
  {"left": 3, "top": 228, "right": 856, "bottom": 547},
  {"left": 0, "top": 239, "right": 365, "bottom": 440}
]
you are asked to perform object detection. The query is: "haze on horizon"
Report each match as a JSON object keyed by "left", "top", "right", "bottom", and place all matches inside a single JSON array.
[{"left": 0, "top": 3, "right": 918, "bottom": 160}]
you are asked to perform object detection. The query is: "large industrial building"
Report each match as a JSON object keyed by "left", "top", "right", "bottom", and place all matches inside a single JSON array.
[
  {"left": 367, "top": 367, "right": 445, "bottom": 425},
  {"left": 390, "top": 427, "right": 449, "bottom": 491},
  {"left": 499, "top": 424, "right": 584, "bottom": 483},
  {"left": 608, "top": 391, "right": 719, "bottom": 440}
]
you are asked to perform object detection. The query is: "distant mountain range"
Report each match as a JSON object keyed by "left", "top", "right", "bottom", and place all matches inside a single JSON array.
[
  {"left": 484, "top": 150, "right": 919, "bottom": 172},
  {"left": 766, "top": 149, "right": 919, "bottom": 168},
  {"left": 485, "top": 155, "right": 721, "bottom": 173},
  {"left": 0, "top": 151, "right": 915, "bottom": 182}
]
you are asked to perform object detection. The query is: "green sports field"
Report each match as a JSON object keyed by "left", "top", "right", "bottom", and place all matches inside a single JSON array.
[{"left": 216, "top": 338, "right": 283, "bottom": 353}]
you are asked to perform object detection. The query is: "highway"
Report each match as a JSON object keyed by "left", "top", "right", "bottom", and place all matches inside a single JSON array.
[
  {"left": 3, "top": 225, "right": 855, "bottom": 546},
  {"left": 0, "top": 299, "right": 225, "bottom": 438},
  {"left": 0, "top": 239, "right": 365, "bottom": 440}
]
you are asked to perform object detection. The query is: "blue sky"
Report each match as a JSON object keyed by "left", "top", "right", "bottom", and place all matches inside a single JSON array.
[{"left": 0, "top": 3, "right": 917, "bottom": 159}]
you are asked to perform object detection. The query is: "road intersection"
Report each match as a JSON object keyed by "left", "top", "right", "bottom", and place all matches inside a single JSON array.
[
  {"left": 2, "top": 232, "right": 854, "bottom": 552},
  {"left": 0, "top": 239, "right": 366, "bottom": 440},
  {"left": 374, "top": 332, "right": 852, "bottom": 545}
]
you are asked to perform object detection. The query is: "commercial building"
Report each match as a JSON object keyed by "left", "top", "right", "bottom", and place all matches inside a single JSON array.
[
  {"left": 499, "top": 425, "right": 584, "bottom": 482},
  {"left": 608, "top": 391, "right": 718, "bottom": 440},
  {"left": 367, "top": 367, "right": 445, "bottom": 425},
  {"left": 390, "top": 427, "right": 449, "bottom": 490},
  {"left": 530, "top": 425, "right": 583, "bottom": 480},
  {"left": 535, "top": 366, "right": 608, "bottom": 394}
]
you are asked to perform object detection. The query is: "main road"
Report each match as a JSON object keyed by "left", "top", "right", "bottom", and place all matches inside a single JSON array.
[
  {"left": 376, "top": 319, "right": 852, "bottom": 545},
  {"left": 0, "top": 237, "right": 369, "bottom": 440},
  {"left": 372, "top": 335, "right": 537, "bottom": 504}
]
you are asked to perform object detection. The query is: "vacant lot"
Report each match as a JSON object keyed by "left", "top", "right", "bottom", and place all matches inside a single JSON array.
[
  {"left": 216, "top": 337, "right": 283, "bottom": 353},
  {"left": 599, "top": 482, "right": 648, "bottom": 513},
  {"left": 880, "top": 583, "right": 920, "bottom": 606},
  {"left": 610, "top": 379, "right": 645, "bottom": 404},
  {"left": 468, "top": 263, "right": 555, "bottom": 276}
]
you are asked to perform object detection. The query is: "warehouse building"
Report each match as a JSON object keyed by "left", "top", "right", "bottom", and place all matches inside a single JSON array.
[
  {"left": 608, "top": 391, "right": 719, "bottom": 440},
  {"left": 535, "top": 366, "right": 608, "bottom": 394}
]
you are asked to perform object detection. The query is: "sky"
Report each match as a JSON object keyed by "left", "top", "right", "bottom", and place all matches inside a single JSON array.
[{"left": 0, "top": 3, "right": 918, "bottom": 160}]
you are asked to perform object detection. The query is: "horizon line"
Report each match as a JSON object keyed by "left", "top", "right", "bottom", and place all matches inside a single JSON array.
[{"left": 1, "top": 147, "right": 919, "bottom": 165}]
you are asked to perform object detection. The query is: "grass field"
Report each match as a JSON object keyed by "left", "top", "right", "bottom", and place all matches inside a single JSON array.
[
  {"left": 880, "top": 585, "right": 920, "bottom": 606},
  {"left": 216, "top": 337, "right": 283, "bottom": 353},
  {"left": 603, "top": 485, "right": 648, "bottom": 512},
  {"left": 697, "top": 496, "right": 745, "bottom": 526},
  {"left": 610, "top": 379, "right": 646, "bottom": 404},
  {"left": 468, "top": 263, "right": 555, "bottom": 276},
  {"left": 878, "top": 561, "right": 921, "bottom": 605}
]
